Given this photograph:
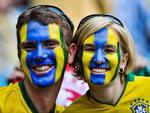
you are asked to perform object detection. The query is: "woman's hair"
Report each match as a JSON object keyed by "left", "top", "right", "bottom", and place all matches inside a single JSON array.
[{"left": 73, "top": 14, "right": 135, "bottom": 77}]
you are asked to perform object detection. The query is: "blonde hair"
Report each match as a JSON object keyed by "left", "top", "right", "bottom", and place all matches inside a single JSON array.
[{"left": 73, "top": 16, "right": 135, "bottom": 76}]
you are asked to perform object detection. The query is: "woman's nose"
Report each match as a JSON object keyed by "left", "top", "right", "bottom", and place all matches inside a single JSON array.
[{"left": 93, "top": 49, "right": 107, "bottom": 64}]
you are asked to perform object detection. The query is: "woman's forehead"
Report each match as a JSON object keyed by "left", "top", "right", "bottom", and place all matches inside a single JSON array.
[{"left": 83, "top": 27, "right": 119, "bottom": 46}]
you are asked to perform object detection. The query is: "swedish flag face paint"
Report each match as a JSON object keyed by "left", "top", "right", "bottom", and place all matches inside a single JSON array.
[
  {"left": 20, "top": 21, "right": 67, "bottom": 87},
  {"left": 82, "top": 27, "right": 120, "bottom": 86}
]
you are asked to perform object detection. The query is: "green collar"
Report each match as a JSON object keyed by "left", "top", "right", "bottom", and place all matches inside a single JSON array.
[
  {"left": 86, "top": 75, "right": 130, "bottom": 106},
  {"left": 19, "top": 81, "right": 55, "bottom": 113}
]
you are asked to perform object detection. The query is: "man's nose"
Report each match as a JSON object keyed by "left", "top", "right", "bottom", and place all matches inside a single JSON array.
[{"left": 34, "top": 44, "right": 47, "bottom": 62}]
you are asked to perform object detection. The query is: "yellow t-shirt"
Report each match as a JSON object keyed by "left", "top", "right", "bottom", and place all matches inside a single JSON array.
[
  {"left": 63, "top": 75, "right": 150, "bottom": 113},
  {"left": 0, "top": 82, "right": 65, "bottom": 113}
]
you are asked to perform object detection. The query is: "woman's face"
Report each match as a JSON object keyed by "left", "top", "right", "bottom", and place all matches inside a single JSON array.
[{"left": 81, "top": 27, "right": 121, "bottom": 86}]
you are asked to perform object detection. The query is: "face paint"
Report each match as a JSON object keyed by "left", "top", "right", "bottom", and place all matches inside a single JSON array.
[
  {"left": 20, "top": 21, "right": 67, "bottom": 87},
  {"left": 82, "top": 27, "right": 120, "bottom": 86}
]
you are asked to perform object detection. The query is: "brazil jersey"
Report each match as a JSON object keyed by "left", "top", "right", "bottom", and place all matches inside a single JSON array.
[
  {"left": 0, "top": 81, "right": 65, "bottom": 113},
  {"left": 63, "top": 75, "right": 150, "bottom": 113}
]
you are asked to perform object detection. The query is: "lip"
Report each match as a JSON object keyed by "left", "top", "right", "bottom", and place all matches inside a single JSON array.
[{"left": 31, "top": 64, "right": 54, "bottom": 76}]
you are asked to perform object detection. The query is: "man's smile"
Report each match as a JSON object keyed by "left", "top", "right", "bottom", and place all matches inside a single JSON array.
[{"left": 31, "top": 64, "right": 54, "bottom": 75}]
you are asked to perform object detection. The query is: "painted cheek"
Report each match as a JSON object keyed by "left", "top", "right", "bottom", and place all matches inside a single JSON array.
[
  {"left": 48, "top": 24, "right": 66, "bottom": 82},
  {"left": 53, "top": 46, "right": 65, "bottom": 82},
  {"left": 82, "top": 51, "right": 94, "bottom": 82},
  {"left": 20, "top": 24, "right": 32, "bottom": 81},
  {"left": 21, "top": 50, "right": 31, "bottom": 80},
  {"left": 105, "top": 29, "right": 120, "bottom": 84},
  {"left": 105, "top": 53, "right": 119, "bottom": 83},
  {"left": 82, "top": 34, "right": 94, "bottom": 83}
]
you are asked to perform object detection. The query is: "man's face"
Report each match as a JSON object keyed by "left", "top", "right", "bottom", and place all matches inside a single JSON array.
[
  {"left": 20, "top": 21, "right": 68, "bottom": 87},
  {"left": 81, "top": 27, "right": 120, "bottom": 86}
]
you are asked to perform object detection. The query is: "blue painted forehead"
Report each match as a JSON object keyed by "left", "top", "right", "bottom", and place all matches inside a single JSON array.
[{"left": 95, "top": 27, "right": 108, "bottom": 33}]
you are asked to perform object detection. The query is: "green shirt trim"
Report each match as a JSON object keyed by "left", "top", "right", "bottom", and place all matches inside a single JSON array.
[
  {"left": 87, "top": 74, "right": 134, "bottom": 106},
  {"left": 19, "top": 81, "right": 55, "bottom": 113},
  {"left": 19, "top": 81, "right": 39, "bottom": 113}
]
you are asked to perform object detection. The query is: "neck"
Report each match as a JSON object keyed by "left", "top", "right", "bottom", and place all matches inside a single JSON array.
[
  {"left": 89, "top": 75, "right": 126, "bottom": 105},
  {"left": 24, "top": 77, "right": 63, "bottom": 113}
]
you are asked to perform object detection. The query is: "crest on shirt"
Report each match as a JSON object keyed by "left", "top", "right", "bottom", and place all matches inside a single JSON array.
[{"left": 130, "top": 98, "right": 150, "bottom": 113}]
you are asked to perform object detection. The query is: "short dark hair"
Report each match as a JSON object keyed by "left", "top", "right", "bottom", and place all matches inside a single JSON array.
[{"left": 16, "top": 5, "right": 74, "bottom": 59}]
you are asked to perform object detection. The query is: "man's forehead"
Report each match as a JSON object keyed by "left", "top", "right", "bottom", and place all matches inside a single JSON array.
[
  {"left": 26, "top": 21, "right": 60, "bottom": 30},
  {"left": 20, "top": 21, "right": 61, "bottom": 41},
  {"left": 21, "top": 21, "right": 60, "bottom": 30}
]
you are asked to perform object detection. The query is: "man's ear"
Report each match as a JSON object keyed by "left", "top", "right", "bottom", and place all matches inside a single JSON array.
[
  {"left": 68, "top": 43, "right": 77, "bottom": 64},
  {"left": 120, "top": 53, "right": 128, "bottom": 69}
]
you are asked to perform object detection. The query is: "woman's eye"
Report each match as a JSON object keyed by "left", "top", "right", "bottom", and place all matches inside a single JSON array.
[
  {"left": 21, "top": 42, "right": 36, "bottom": 52},
  {"left": 43, "top": 40, "right": 59, "bottom": 49},
  {"left": 104, "top": 48, "right": 117, "bottom": 53},
  {"left": 83, "top": 44, "right": 96, "bottom": 52},
  {"left": 84, "top": 48, "right": 96, "bottom": 52},
  {"left": 104, "top": 45, "right": 117, "bottom": 53}
]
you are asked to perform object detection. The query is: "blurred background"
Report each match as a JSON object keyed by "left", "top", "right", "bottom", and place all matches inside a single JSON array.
[{"left": 0, "top": 0, "right": 150, "bottom": 106}]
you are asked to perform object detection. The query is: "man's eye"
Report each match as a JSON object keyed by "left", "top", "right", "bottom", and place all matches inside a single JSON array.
[
  {"left": 21, "top": 42, "right": 36, "bottom": 52},
  {"left": 43, "top": 40, "right": 59, "bottom": 49}
]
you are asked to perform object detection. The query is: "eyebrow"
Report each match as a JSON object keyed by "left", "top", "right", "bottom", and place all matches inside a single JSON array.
[
  {"left": 83, "top": 44, "right": 117, "bottom": 49},
  {"left": 21, "top": 41, "right": 36, "bottom": 49},
  {"left": 105, "top": 44, "right": 117, "bottom": 50},
  {"left": 83, "top": 44, "right": 95, "bottom": 48},
  {"left": 43, "top": 39, "right": 60, "bottom": 43},
  {"left": 22, "top": 41, "right": 35, "bottom": 44},
  {"left": 105, "top": 44, "right": 116, "bottom": 48},
  {"left": 83, "top": 43, "right": 94, "bottom": 46},
  {"left": 21, "top": 41, "right": 36, "bottom": 47}
]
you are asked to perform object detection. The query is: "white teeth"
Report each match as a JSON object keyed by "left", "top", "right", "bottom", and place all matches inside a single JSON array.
[
  {"left": 35, "top": 66, "right": 50, "bottom": 71},
  {"left": 32, "top": 65, "right": 53, "bottom": 75},
  {"left": 92, "top": 68, "right": 106, "bottom": 73}
]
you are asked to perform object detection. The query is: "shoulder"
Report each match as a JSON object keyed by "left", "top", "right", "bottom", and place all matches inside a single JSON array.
[
  {"left": 128, "top": 74, "right": 150, "bottom": 84},
  {"left": 0, "top": 83, "right": 20, "bottom": 107},
  {"left": 126, "top": 74, "right": 150, "bottom": 90},
  {"left": 134, "top": 76, "right": 150, "bottom": 86},
  {"left": 55, "top": 104, "right": 65, "bottom": 113},
  {"left": 0, "top": 83, "right": 20, "bottom": 96},
  {"left": 0, "top": 83, "right": 21, "bottom": 112},
  {"left": 63, "top": 94, "right": 90, "bottom": 113},
  {"left": 124, "top": 74, "right": 150, "bottom": 111}
]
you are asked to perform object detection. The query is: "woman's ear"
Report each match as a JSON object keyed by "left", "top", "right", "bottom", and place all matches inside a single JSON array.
[
  {"left": 120, "top": 53, "right": 128, "bottom": 69},
  {"left": 68, "top": 43, "right": 77, "bottom": 64}
]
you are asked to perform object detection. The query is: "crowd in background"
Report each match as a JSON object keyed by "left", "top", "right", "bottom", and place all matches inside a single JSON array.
[{"left": 0, "top": 0, "right": 150, "bottom": 107}]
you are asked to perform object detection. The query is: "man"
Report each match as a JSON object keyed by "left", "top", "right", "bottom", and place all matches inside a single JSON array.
[{"left": 0, "top": 5, "right": 76, "bottom": 113}]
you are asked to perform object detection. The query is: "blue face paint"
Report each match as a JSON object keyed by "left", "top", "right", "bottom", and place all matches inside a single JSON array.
[
  {"left": 20, "top": 21, "right": 67, "bottom": 87},
  {"left": 82, "top": 27, "right": 120, "bottom": 86},
  {"left": 27, "top": 21, "right": 56, "bottom": 87},
  {"left": 90, "top": 28, "right": 109, "bottom": 85}
]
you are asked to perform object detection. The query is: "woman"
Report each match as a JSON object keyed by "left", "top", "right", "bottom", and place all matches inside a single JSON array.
[{"left": 64, "top": 14, "right": 150, "bottom": 113}]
